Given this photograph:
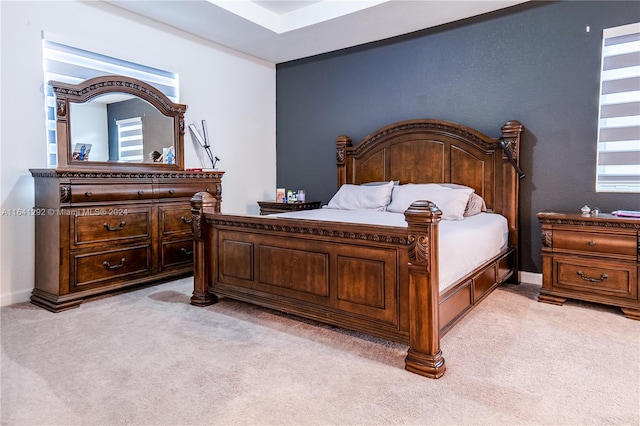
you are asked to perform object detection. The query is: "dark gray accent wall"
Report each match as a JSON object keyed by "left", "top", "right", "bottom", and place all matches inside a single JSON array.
[{"left": 275, "top": 1, "right": 640, "bottom": 273}]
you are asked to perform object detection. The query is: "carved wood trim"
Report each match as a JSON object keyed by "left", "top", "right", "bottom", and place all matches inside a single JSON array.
[
  {"left": 351, "top": 121, "right": 496, "bottom": 156},
  {"left": 541, "top": 230, "right": 552, "bottom": 248},
  {"left": 60, "top": 186, "right": 71, "bottom": 204},
  {"left": 56, "top": 99, "right": 67, "bottom": 118},
  {"left": 206, "top": 217, "right": 408, "bottom": 244},
  {"left": 30, "top": 170, "right": 224, "bottom": 179},
  {"left": 408, "top": 234, "right": 429, "bottom": 263},
  {"left": 191, "top": 210, "right": 202, "bottom": 240},
  {"left": 538, "top": 217, "right": 640, "bottom": 229},
  {"left": 51, "top": 79, "right": 186, "bottom": 115}
]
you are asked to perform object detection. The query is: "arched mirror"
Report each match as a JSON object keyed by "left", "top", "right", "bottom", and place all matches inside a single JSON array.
[{"left": 50, "top": 75, "right": 186, "bottom": 171}]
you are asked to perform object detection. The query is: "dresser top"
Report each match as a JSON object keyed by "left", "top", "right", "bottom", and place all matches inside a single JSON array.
[
  {"left": 30, "top": 168, "right": 224, "bottom": 179},
  {"left": 537, "top": 211, "right": 640, "bottom": 228}
]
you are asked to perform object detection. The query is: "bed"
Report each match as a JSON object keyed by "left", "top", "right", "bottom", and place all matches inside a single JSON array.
[{"left": 189, "top": 118, "right": 524, "bottom": 379}]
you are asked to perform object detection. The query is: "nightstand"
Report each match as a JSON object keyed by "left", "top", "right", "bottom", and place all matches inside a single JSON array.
[
  {"left": 537, "top": 211, "right": 639, "bottom": 320},
  {"left": 257, "top": 200, "right": 321, "bottom": 215}
]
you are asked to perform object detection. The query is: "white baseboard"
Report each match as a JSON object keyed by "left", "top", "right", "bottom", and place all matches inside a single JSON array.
[
  {"left": 518, "top": 271, "right": 542, "bottom": 286},
  {"left": 0, "top": 288, "right": 32, "bottom": 307}
]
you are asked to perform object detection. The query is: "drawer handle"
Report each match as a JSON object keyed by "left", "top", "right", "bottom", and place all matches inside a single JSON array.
[
  {"left": 103, "top": 221, "right": 126, "bottom": 231},
  {"left": 588, "top": 240, "right": 596, "bottom": 246},
  {"left": 205, "top": 187, "right": 211, "bottom": 193},
  {"left": 576, "top": 271, "right": 608, "bottom": 283},
  {"left": 180, "top": 247, "right": 193, "bottom": 256},
  {"left": 180, "top": 215, "right": 193, "bottom": 224},
  {"left": 103, "top": 257, "right": 126, "bottom": 270},
  {"left": 169, "top": 189, "right": 175, "bottom": 194},
  {"left": 138, "top": 190, "right": 144, "bottom": 196},
  {"left": 85, "top": 191, "right": 92, "bottom": 197}
]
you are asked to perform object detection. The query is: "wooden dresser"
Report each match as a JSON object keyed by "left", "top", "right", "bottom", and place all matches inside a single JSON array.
[
  {"left": 538, "top": 211, "right": 639, "bottom": 320},
  {"left": 29, "top": 169, "right": 223, "bottom": 312}
]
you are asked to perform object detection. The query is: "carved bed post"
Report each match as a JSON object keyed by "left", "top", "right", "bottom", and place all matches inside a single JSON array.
[
  {"left": 335, "top": 135, "right": 352, "bottom": 188},
  {"left": 500, "top": 120, "right": 524, "bottom": 284},
  {"left": 404, "top": 201, "right": 446, "bottom": 378},
  {"left": 190, "top": 192, "right": 218, "bottom": 307}
]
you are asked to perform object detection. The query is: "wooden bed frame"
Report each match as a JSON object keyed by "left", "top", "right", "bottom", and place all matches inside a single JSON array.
[{"left": 190, "top": 118, "right": 524, "bottom": 379}]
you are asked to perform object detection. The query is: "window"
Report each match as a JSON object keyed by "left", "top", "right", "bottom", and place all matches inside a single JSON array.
[
  {"left": 596, "top": 22, "right": 640, "bottom": 193},
  {"left": 42, "top": 40, "right": 179, "bottom": 166},
  {"left": 116, "top": 117, "right": 144, "bottom": 162}
]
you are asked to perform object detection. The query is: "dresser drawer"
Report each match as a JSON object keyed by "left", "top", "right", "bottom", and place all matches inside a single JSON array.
[
  {"left": 73, "top": 208, "right": 151, "bottom": 246},
  {"left": 70, "top": 184, "right": 154, "bottom": 203},
  {"left": 156, "top": 182, "right": 216, "bottom": 199},
  {"left": 161, "top": 239, "right": 194, "bottom": 269},
  {"left": 160, "top": 206, "right": 193, "bottom": 236},
  {"left": 73, "top": 245, "right": 150, "bottom": 289},
  {"left": 553, "top": 256, "right": 637, "bottom": 300},
  {"left": 553, "top": 229, "right": 637, "bottom": 259}
]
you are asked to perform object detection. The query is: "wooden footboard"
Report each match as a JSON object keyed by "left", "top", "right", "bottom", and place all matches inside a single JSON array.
[{"left": 190, "top": 193, "right": 446, "bottom": 378}]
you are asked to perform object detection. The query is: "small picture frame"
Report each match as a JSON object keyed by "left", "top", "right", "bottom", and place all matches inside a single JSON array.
[
  {"left": 276, "top": 188, "right": 286, "bottom": 203},
  {"left": 162, "top": 147, "right": 175, "bottom": 165},
  {"left": 72, "top": 143, "right": 92, "bottom": 161}
]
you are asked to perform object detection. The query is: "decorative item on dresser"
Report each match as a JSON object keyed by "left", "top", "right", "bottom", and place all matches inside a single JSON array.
[
  {"left": 190, "top": 118, "right": 525, "bottom": 379},
  {"left": 538, "top": 211, "right": 640, "bottom": 320},
  {"left": 30, "top": 75, "right": 224, "bottom": 312},
  {"left": 257, "top": 200, "right": 321, "bottom": 215}
]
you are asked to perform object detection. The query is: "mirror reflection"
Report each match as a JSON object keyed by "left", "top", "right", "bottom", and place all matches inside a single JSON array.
[{"left": 69, "top": 93, "right": 175, "bottom": 164}]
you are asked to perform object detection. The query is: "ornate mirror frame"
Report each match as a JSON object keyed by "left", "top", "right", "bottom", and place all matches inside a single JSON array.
[{"left": 50, "top": 75, "right": 187, "bottom": 172}]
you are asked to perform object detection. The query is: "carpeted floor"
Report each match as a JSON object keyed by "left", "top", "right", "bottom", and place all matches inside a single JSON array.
[{"left": 1, "top": 278, "right": 638, "bottom": 425}]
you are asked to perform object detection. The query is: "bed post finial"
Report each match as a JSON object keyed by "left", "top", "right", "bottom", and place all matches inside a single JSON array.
[
  {"left": 335, "top": 135, "right": 352, "bottom": 189},
  {"left": 404, "top": 201, "right": 446, "bottom": 379},
  {"left": 190, "top": 192, "right": 218, "bottom": 307}
]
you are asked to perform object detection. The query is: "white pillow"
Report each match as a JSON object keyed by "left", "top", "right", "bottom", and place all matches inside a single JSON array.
[
  {"left": 326, "top": 181, "right": 394, "bottom": 211},
  {"left": 386, "top": 184, "right": 473, "bottom": 220}
]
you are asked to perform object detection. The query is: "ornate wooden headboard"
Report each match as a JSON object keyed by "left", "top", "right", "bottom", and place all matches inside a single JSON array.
[{"left": 335, "top": 118, "right": 524, "bottom": 252}]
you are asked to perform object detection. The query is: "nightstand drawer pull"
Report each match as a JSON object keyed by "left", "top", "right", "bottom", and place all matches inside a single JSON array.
[
  {"left": 103, "top": 257, "right": 126, "bottom": 269},
  {"left": 576, "top": 271, "right": 608, "bottom": 282},
  {"left": 180, "top": 216, "right": 193, "bottom": 224},
  {"left": 85, "top": 191, "right": 92, "bottom": 197},
  {"left": 103, "top": 221, "right": 126, "bottom": 231},
  {"left": 180, "top": 247, "right": 193, "bottom": 256},
  {"left": 588, "top": 240, "right": 596, "bottom": 246}
]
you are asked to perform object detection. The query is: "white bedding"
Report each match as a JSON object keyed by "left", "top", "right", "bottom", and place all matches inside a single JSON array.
[{"left": 267, "top": 209, "right": 509, "bottom": 292}]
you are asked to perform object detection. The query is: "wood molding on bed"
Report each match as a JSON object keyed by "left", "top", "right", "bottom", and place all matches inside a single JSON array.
[{"left": 190, "top": 118, "right": 524, "bottom": 379}]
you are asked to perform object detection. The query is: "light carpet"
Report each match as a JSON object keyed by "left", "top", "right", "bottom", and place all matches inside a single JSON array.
[{"left": 1, "top": 278, "right": 638, "bottom": 425}]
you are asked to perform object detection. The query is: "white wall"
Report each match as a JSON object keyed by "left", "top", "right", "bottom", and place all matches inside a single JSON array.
[{"left": 0, "top": 1, "right": 277, "bottom": 306}]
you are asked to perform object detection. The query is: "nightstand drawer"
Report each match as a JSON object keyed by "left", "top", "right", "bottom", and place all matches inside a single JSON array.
[
  {"left": 553, "top": 256, "right": 637, "bottom": 300},
  {"left": 553, "top": 229, "right": 637, "bottom": 259}
]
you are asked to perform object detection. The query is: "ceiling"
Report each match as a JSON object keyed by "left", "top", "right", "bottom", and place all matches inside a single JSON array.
[{"left": 105, "top": 0, "right": 529, "bottom": 64}]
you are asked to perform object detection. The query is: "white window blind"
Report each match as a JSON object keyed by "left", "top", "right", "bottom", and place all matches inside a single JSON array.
[
  {"left": 42, "top": 40, "right": 178, "bottom": 167},
  {"left": 116, "top": 117, "right": 144, "bottom": 162},
  {"left": 596, "top": 22, "right": 640, "bottom": 193}
]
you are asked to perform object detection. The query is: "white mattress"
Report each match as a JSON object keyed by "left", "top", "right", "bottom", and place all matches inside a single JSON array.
[{"left": 268, "top": 209, "right": 509, "bottom": 292}]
